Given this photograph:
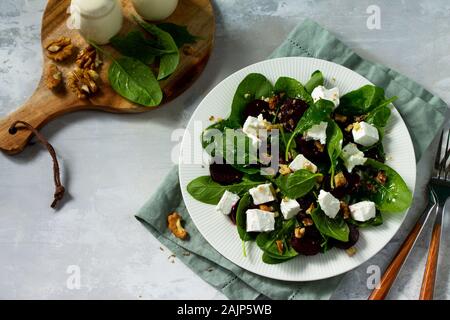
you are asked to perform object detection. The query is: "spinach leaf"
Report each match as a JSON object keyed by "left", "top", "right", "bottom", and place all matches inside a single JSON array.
[
  {"left": 366, "top": 105, "right": 391, "bottom": 128},
  {"left": 136, "top": 18, "right": 180, "bottom": 80},
  {"left": 365, "top": 101, "right": 394, "bottom": 138},
  {"left": 157, "top": 23, "right": 200, "bottom": 48},
  {"left": 110, "top": 31, "right": 175, "bottom": 64},
  {"left": 364, "top": 159, "right": 413, "bottom": 213},
  {"left": 201, "top": 120, "right": 227, "bottom": 152},
  {"left": 201, "top": 122, "right": 263, "bottom": 175},
  {"left": 336, "top": 85, "right": 388, "bottom": 116},
  {"left": 186, "top": 176, "right": 263, "bottom": 205},
  {"left": 311, "top": 208, "right": 349, "bottom": 242},
  {"left": 231, "top": 164, "right": 261, "bottom": 175},
  {"left": 361, "top": 142, "right": 386, "bottom": 162},
  {"left": 320, "top": 234, "right": 332, "bottom": 252},
  {"left": 263, "top": 245, "right": 298, "bottom": 262},
  {"left": 227, "top": 73, "right": 273, "bottom": 128},
  {"left": 256, "top": 218, "right": 298, "bottom": 262},
  {"left": 108, "top": 56, "right": 163, "bottom": 107},
  {"left": 327, "top": 120, "right": 343, "bottom": 188},
  {"left": 293, "top": 99, "right": 334, "bottom": 135},
  {"left": 274, "top": 77, "right": 312, "bottom": 104},
  {"left": 285, "top": 99, "right": 334, "bottom": 160},
  {"left": 280, "top": 128, "right": 298, "bottom": 159},
  {"left": 275, "top": 169, "right": 321, "bottom": 199},
  {"left": 348, "top": 211, "right": 383, "bottom": 227},
  {"left": 217, "top": 129, "right": 259, "bottom": 166},
  {"left": 236, "top": 193, "right": 257, "bottom": 241},
  {"left": 262, "top": 253, "right": 287, "bottom": 264},
  {"left": 304, "top": 70, "right": 324, "bottom": 94},
  {"left": 203, "top": 126, "right": 259, "bottom": 166}
]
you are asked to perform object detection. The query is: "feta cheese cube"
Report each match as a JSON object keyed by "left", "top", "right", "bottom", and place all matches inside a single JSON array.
[
  {"left": 311, "top": 86, "right": 340, "bottom": 109},
  {"left": 249, "top": 183, "right": 275, "bottom": 205},
  {"left": 242, "top": 115, "right": 260, "bottom": 137},
  {"left": 352, "top": 121, "right": 379, "bottom": 147},
  {"left": 215, "top": 190, "right": 240, "bottom": 215},
  {"left": 349, "top": 201, "right": 376, "bottom": 222},
  {"left": 317, "top": 190, "right": 340, "bottom": 219},
  {"left": 304, "top": 121, "right": 328, "bottom": 145},
  {"left": 341, "top": 143, "right": 367, "bottom": 172},
  {"left": 280, "top": 198, "right": 301, "bottom": 220},
  {"left": 242, "top": 114, "right": 270, "bottom": 148},
  {"left": 246, "top": 209, "right": 275, "bottom": 232},
  {"left": 288, "top": 154, "right": 318, "bottom": 173}
]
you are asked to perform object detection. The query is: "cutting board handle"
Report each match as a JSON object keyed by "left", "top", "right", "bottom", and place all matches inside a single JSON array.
[{"left": 0, "top": 85, "right": 81, "bottom": 155}]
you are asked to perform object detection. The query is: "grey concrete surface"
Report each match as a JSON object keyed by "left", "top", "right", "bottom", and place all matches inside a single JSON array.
[{"left": 0, "top": 0, "right": 449, "bottom": 299}]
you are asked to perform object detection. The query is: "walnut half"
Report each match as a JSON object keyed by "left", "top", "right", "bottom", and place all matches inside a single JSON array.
[
  {"left": 168, "top": 212, "right": 188, "bottom": 240},
  {"left": 67, "top": 67, "right": 99, "bottom": 99},
  {"left": 76, "top": 45, "right": 102, "bottom": 70},
  {"left": 44, "top": 64, "right": 62, "bottom": 90},
  {"left": 45, "top": 37, "right": 73, "bottom": 62}
]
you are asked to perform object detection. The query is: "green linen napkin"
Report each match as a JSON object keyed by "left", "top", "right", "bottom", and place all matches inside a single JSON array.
[{"left": 136, "top": 19, "right": 447, "bottom": 300}]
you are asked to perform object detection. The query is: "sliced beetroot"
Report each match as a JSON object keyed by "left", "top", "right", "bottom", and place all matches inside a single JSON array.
[
  {"left": 277, "top": 98, "right": 309, "bottom": 132},
  {"left": 330, "top": 185, "right": 347, "bottom": 199},
  {"left": 320, "top": 174, "right": 348, "bottom": 199},
  {"left": 331, "top": 224, "right": 359, "bottom": 249},
  {"left": 334, "top": 115, "right": 355, "bottom": 143},
  {"left": 296, "top": 194, "right": 315, "bottom": 210},
  {"left": 295, "top": 137, "right": 328, "bottom": 163},
  {"left": 209, "top": 163, "right": 243, "bottom": 185},
  {"left": 343, "top": 170, "right": 362, "bottom": 194},
  {"left": 243, "top": 99, "right": 272, "bottom": 120},
  {"left": 291, "top": 226, "right": 322, "bottom": 256},
  {"left": 296, "top": 212, "right": 309, "bottom": 222},
  {"left": 365, "top": 146, "right": 386, "bottom": 163},
  {"left": 229, "top": 200, "right": 239, "bottom": 225}
]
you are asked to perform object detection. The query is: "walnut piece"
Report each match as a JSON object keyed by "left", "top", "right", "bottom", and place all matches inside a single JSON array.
[
  {"left": 44, "top": 64, "right": 62, "bottom": 90},
  {"left": 294, "top": 227, "right": 305, "bottom": 239},
  {"left": 76, "top": 45, "right": 102, "bottom": 70},
  {"left": 345, "top": 124, "right": 354, "bottom": 132},
  {"left": 67, "top": 67, "right": 99, "bottom": 99},
  {"left": 182, "top": 45, "right": 195, "bottom": 56},
  {"left": 267, "top": 95, "right": 279, "bottom": 110},
  {"left": 354, "top": 115, "right": 367, "bottom": 122},
  {"left": 334, "top": 113, "right": 348, "bottom": 123},
  {"left": 305, "top": 203, "right": 315, "bottom": 215},
  {"left": 45, "top": 37, "right": 73, "bottom": 62},
  {"left": 314, "top": 141, "right": 325, "bottom": 153},
  {"left": 302, "top": 217, "right": 314, "bottom": 227},
  {"left": 334, "top": 171, "right": 347, "bottom": 188},
  {"left": 258, "top": 204, "right": 274, "bottom": 212},
  {"left": 346, "top": 247, "right": 357, "bottom": 257},
  {"left": 275, "top": 240, "right": 284, "bottom": 254},
  {"left": 340, "top": 201, "right": 351, "bottom": 220},
  {"left": 375, "top": 170, "right": 388, "bottom": 185},
  {"left": 168, "top": 212, "right": 188, "bottom": 240},
  {"left": 278, "top": 164, "right": 292, "bottom": 175}
]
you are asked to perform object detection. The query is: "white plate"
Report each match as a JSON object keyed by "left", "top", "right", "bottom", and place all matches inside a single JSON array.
[{"left": 179, "top": 57, "right": 416, "bottom": 281}]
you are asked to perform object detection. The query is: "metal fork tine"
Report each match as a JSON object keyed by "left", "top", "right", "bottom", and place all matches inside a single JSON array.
[
  {"left": 438, "top": 130, "right": 449, "bottom": 179},
  {"left": 444, "top": 129, "right": 450, "bottom": 180},
  {"left": 435, "top": 130, "right": 444, "bottom": 170},
  {"left": 441, "top": 130, "right": 450, "bottom": 178}
]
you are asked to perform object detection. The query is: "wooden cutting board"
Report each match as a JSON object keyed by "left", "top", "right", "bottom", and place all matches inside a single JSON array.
[{"left": 0, "top": 0, "right": 215, "bottom": 155}]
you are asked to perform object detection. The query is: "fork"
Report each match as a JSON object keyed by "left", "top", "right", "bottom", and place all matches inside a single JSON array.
[
  {"left": 419, "top": 130, "right": 450, "bottom": 299},
  {"left": 368, "top": 129, "right": 450, "bottom": 300}
]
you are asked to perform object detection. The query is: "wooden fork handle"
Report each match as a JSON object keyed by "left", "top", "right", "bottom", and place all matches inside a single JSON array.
[
  {"left": 419, "top": 221, "right": 441, "bottom": 300},
  {"left": 368, "top": 221, "right": 422, "bottom": 300}
]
